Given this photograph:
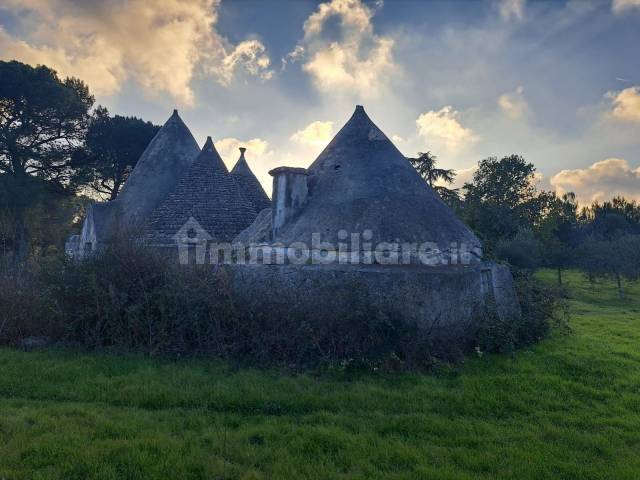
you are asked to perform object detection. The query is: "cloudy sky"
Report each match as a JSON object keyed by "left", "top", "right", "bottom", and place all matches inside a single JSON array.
[{"left": 1, "top": 0, "right": 639, "bottom": 203}]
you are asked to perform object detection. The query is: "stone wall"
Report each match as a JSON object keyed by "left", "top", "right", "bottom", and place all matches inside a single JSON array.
[{"left": 224, "top": 262, "right": 520, "bottom": 343}]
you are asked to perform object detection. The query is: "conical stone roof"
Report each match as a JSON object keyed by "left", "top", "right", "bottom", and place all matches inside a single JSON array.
[
  {"left": 272, "top": 105, "right": 482, "bottom": 259},
  {"left": 231, "top": 147, "right": 271, "bottom": 212},
  {"left": 147, "top": 137, "right": 258, "bottom": 245},
  {"left": 117, "top": 109, "right": 199, "bottom": 223}
]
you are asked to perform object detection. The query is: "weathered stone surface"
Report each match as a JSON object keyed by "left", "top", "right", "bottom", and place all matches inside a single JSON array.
[
  {"left": 228, "top": 106, "right": 519, "bottom": 338},
  {"left": 147, "top": 137, "right": 258, "bottom": 245},
  {"left": 269, "top": 167, "right": 309, "bottom": 238},
  {"left": 238, "top": 106, "right": 482, "bottom": 263},
  {"left": 231, "top": 147, "right": 271, "bottom": 213},
  {"left": 234, "top": 208, "right": 272, "bottom": 244},
  {"left": 76, "top": 110, "right": 199, "bottom": 254},
  {"left": 78, "top": 201, "right": 122, "bottom": 256},
  {"left": 225, "top": 262, "right": 520, "bottom": 341},
  {"left": 491, "top": 262, "right": 522, "bottom": 321},
  {"left": 117, "top": 109, "right": 199, "bottom": 223}
]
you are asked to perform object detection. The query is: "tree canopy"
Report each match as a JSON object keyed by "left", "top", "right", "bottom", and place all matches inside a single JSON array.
[
  {"left": 72, "top": 106, "right": 160, "bottom": 200},
  {"left": 461, "top": 155, "right": 540, "bottom": 246},
  {"left": 0, "top": 61, "right": 94, "bottom": 182},
  {"left": 408, "top": 151, "right": 459, "bottom": 204},
  {"left": 0, "top": 60, "right": 94, "bottom": 260}
]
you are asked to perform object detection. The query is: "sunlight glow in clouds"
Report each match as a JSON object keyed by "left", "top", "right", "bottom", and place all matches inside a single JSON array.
[
  {"left": 215, "top": 137, "right": 277, "bottom": 193},
  {"left": 297, "top": 0, "right": 397, "bottom": 98},
  {"left": 0, "top": 0, "right": 273, "bottom": 105},
  {"left": 607, "top": 86, "right": 640, "bottom": 123},
  {"left": 1, "top": 0, "right": 638, "bottom": 203},
  {"left": 416, "top": 107, "right": 479, "bottom": 153},
  {"left": 498, "top": 86, "right": 529, "bottom": 119},
  {"left": 216, "top": 137, "right": 273, "bottom": 169},
  {"left": 551, "top": 158, "right": 640, "bottom": 204},
  {"left": 612, "top": 0, "right": 640, "bottom": 14},
  {"left": 290, "top": 121, "right": 335, "bottom": 147}
]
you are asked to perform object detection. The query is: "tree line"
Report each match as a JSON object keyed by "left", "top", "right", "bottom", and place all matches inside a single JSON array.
[{"left": 410, "top": 152, "right": 640, "bottom": 297}]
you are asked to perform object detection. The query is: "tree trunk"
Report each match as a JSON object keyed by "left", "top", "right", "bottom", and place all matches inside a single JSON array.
[
  {"left": 616, "top": 272, "right": 623, "bottom": 299},
  {"left": 109, "top": 176, "right": 123, "bottom": 201},
  {"left": 557, "top": 267, "right": 562, "bottom": 286},
  {"left": 11, "top": 166, "right": 31, "bottom": 262},
  {"left": 13, "top": 204, "right": 29, "bottom": 262}
]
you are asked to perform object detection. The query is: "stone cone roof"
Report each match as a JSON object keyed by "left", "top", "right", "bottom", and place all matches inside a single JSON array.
[
  {"left": 117, "top": 109, "right": 199, "bottom": 223},
  {"left": 147, "top": 137, "right": 258, "bottom": 245},
  {"left": 272, "top": 105, "right": 482, "bottom": 257},
  {"left": 231, "top": 147, "right": 271, "bottom": 212}
]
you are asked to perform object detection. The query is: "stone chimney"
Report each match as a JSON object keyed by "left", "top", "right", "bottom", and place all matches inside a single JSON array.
[{"left": 269, "top": 166, "right": 308, "bottom": 238}]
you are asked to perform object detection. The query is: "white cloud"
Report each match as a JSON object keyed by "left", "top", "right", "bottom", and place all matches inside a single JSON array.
[
  {"left": 0, "top": 27, "right": 124, "bottom": 98},
  {"left": 606, "top": 86, "right": 640, "bottom": 123},
  {"left": 550, "top": 158, "right": 640, "bottom": 204},
  {"left": 299, "top": 0, "right": 397, "bottom": 98},
  {"left": 303, "top": 0, "right": 373, "bottom": 37},
  {"left": 290, "top": 121, "right": 335, "bottom": 147},
  {"left": 281, "top": 45, "right": 305, "bottom": 70},
  {"left": 498, "top": 85, "right": 529, "bottom": 119},
  {"left": 499, "top": 0, "right": 526, "bottom": 21},
  {"left": 0, "top": 0, "right": 273, "bottom": 105},
  {"left": 416, "top": 106, "right": 480, "bottom": 152},
  {"left": 612, "top": 0, "right": 640, "bottom": 14},
  {"left": 213, "top": 40, "right": 274, "bottom": 86}
]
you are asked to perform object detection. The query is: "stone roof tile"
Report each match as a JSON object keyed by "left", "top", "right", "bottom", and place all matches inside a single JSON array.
[
  {"left": 147, "top": 138, "right": 258, "bottom": 245},
  {"left": 231, "top": 147, "right": 271, "bottom": 212}
]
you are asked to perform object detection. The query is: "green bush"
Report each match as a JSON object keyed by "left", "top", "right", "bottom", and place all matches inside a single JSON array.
[
  {"left": 1, "top": 243, "right": 238, "bottom": 356},
  {"left": 473, "top": 271, "right": 568, "bottom": 355},
  {"left": 0, "top": 244, "right": 564, "bottom": 369},
  {"left": 227, "top": 284, "right": 447, "bottom": 371},
  {"left": 51, "top": 243, "right": 238, "bottom": 356},
  {"left": 494, "top": 229, "right": 543, "bottom": 270},
  {"left": 0, "top": 258, "right": 61, "bottom": 345}
]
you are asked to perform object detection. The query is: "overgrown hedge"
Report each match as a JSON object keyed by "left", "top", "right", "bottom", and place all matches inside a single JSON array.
[{"left": 0, "top": 245, "right": 566, "bottom": 371}]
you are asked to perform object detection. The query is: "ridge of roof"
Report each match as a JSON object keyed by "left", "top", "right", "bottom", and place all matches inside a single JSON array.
[
  {"left": 147, "top": 139, "right": 258, "bottom": 244},
  {"left": 116, "top": 109, "right": 200, "bottom": 222},
  {"left": 230, "top": 147, "right": 271, "bottom": 212},
  {"left": 269, "top": 105, "right": 482, "bottom": 254}
]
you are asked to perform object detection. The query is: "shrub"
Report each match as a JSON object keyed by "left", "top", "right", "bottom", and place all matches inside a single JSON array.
[
  {"left": 1, "top": 242, "right": 238, "bottom": 356},
  {"left": 494, "top": 229, "right": 543, "bottom": 270},
  {"left": 49, "top": 242, "right": 238, "bottom": 356},
  {"left": 0, "top": 258, "right": 61, "bottom": 345},
  {"left": 227, "top": 283, "right": 447, "bottom": 371},
  {"left": 1, "top": 243, "right": 564, "bottom": 370},
  {"left": 473, "top": 270, "right": 568, "bottom": 355}
]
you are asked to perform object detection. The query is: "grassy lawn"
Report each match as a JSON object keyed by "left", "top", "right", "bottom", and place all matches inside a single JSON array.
[{"left": 0, "top": 270, "right": 639, "bottom": 479}]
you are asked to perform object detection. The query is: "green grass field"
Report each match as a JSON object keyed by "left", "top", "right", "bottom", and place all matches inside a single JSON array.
[{"left": 0, "top": 270, "right": 639, "bottom": 479}]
